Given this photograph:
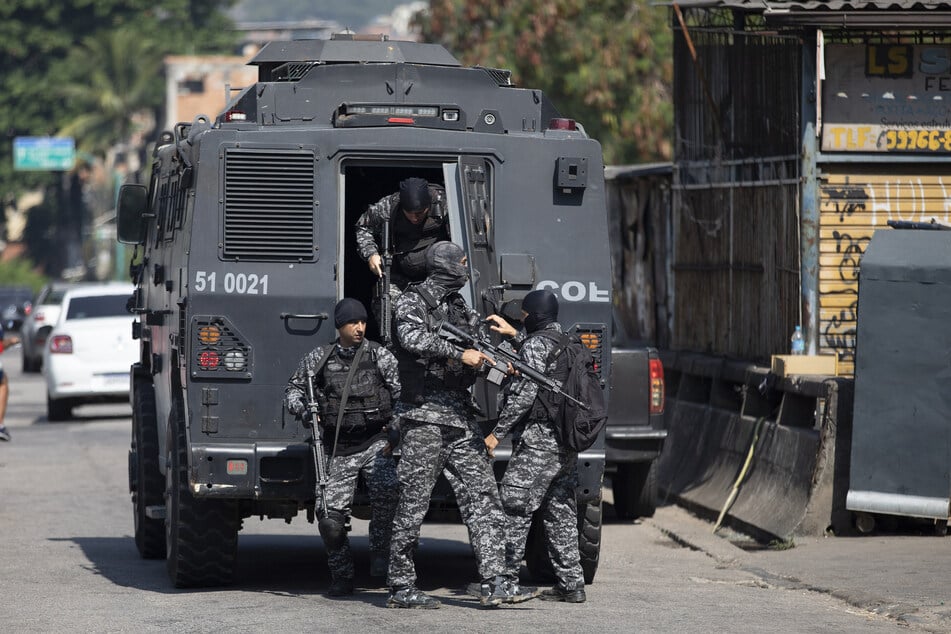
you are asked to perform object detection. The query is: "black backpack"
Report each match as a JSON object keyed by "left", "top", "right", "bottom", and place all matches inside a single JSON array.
[{"left": 534, "top": 331, "right": 608, "bottom": 452}]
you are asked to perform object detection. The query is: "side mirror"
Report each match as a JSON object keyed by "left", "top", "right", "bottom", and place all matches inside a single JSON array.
[{"left": 116, "top": 184, "right": 148, "bottom": 244}]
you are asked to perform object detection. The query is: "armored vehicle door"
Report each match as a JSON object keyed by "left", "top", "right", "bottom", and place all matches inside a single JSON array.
[{"left": 443, "top": 156, "right": 503, "bottom": 421}]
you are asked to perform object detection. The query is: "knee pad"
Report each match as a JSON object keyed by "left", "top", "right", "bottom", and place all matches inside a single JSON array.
[
  {"left": 318, "top": 510, "right": 349, "bottom": 549},
  {"left": 500, "top": 484, "right": 533, "bottom": 517}
]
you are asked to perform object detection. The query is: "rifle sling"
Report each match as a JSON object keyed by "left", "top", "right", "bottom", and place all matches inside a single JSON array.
[{"left": 329, "top": 339, "right": 369, "bottom": 460}]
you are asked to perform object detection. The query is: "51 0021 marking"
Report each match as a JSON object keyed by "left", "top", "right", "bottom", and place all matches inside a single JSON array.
[{"left": 193, "top": 271, "right": 269, "bottom": 295}]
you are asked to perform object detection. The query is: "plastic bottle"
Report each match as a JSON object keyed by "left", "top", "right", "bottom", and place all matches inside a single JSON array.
[{"left": 790, "top": 325, "right": 805, "bottom": 355}]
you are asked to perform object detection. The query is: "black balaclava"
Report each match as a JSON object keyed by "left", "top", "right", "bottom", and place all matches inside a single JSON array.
[
  {"left": 334, "top": 298, "right": 367, "bottom": 328},
  {"left": 399, "top": 177, "right": 432, "bottom": 212},
  {"left": 425, "top": 241, "right": 469, "bottom": 293},
  {"left": 522, "top": 289, "right": 559, "bottom": 333}
]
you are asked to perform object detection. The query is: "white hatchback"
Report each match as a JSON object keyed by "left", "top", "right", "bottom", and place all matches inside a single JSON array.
[{"left": 43, "top": 283, "right": 137, "bottom": 420}]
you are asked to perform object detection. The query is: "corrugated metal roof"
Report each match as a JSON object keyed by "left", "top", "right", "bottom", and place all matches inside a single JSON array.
[{"left": 667, "top": 1, "right": 951, "bottom": 10}]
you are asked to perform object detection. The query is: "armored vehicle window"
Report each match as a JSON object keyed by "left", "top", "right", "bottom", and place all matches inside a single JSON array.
[{"left": 222, "top": 147, "right": 317, "bottom": 261}]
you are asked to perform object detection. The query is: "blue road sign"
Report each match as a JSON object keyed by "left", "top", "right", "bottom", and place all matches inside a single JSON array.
[{"left": 14, "top": 137, "right": 76, "bottom": 171}]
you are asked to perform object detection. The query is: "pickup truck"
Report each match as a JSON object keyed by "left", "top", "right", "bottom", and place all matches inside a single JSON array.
[{"left": 607, "top": 346, "right": 666, "bottom": 519}]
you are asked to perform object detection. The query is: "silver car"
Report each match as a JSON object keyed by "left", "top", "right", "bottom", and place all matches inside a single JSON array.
[{"left": 21, "top": 282, "right": 75, "bottom": 373}]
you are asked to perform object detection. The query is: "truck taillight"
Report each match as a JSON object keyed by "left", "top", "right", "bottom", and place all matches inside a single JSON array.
[
  {"left": 50, "top": 335, "right": 73, "bottom": 354},
  {"left": 649, "top": 357, "right": 665, "bottom": 414},
  {"left": 192, "top": 317, "right": 252, "bottom": 378},
  {"left": 548, "top": 118, "right": 577, "bottom": 130}
]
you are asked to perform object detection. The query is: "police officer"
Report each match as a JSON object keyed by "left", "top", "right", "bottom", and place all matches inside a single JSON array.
[
  {"left": 354, "top": 177, "right": 450, "bottom": 289},
  {"left": 284, "top": 298, "right": 401, "bottom": 597},
  {"left": 484, "top": 289, "right": 587, "bottom": 603},
  {"left": 386, "top": 241, "right": 537, "bottom": 609}
]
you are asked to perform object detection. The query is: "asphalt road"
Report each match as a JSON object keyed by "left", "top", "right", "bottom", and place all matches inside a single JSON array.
[{"left": 0, "top": 345, "right": 939, "bottom": 632}]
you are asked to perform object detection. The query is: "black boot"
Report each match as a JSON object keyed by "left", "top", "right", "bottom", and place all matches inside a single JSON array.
[
  {"left": 327, "top": 577, "right": 354, "bottom": 597},
  {"left": 539, "top": 584, "right": 586, "bottom": 603}
]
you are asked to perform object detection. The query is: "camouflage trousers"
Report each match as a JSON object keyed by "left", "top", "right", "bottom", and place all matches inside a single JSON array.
[
  {"left": 387, "top": 421, "right": 506, "bottom": 588},
  {"left": 319, "top": 438, "right": 398, "bottom": 582},
  {"left": 499, "top": 443, "right": 584, "bottom": 590}
]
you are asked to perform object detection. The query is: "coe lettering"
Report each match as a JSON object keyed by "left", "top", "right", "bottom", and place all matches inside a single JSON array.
[{"left": 536, "top": 280, "right": 610, "bottom": 302}]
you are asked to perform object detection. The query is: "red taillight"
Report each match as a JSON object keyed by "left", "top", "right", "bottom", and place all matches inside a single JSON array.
[
  {"left": 649, "top": 358, "right": 665, "bottom": 414},
  {"left": 199, "top": 350, "right": 220, "bottom": 369},
  {"left": 223, "top": 110, "right": 247, "bottom": 122},
  {"left": 50, "top": 335, "right": 73, "bottom": 354},
  {"left": 548, "top": 118, "right": 577, "bottom": 130},
  {"left": 387, "top": 117, "right": 415, "bottom": 125}
]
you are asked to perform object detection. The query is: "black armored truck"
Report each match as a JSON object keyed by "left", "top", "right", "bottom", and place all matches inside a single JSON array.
[{"left": 117, "top": 34, "right": 657, "bottom": 588}]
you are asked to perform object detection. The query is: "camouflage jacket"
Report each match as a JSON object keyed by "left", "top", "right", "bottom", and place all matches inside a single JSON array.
[
  {"left": 393, "top": 279, "right": 485, "bottom": 428},
  {"left": 284, "top": 339, "right": 401, "bottom": 421},
  {"left": 354, "top": 184, "right": 449, "bottom": 262},
  {"left": 492, "top": 322, "right": 565, "bottom": 453}
]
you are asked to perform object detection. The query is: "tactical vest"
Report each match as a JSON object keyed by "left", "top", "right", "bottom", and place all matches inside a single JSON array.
[
  {"left": 316, "top": 342, "right": 391, "bottom": 446},
  {"left": 397, "top": 284, "right": 479, "bottom": 404},
  {"left": 390, "top": 189, "right": 449, "bottom": 283}
]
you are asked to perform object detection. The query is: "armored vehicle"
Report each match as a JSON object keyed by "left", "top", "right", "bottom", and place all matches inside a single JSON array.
[{"left": 118, "top": 34, "right": 614, "bottom": 588}]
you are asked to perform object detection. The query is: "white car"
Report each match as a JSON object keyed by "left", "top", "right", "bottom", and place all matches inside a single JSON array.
[
  {"left": 21, "top": 282, "right": 77, "bottom": 373},
  {"left": 43, "top": 283, "right": 137, "bottom": 420}
]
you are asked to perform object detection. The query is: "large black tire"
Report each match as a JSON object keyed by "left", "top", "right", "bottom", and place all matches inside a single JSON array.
[
  {"left": 524, "top": 497, "right": 603, "bottom": 585},
  {"left": 130, "top": 376, "right": 166, "bottom": 559},
  {"left": 578, "top": 498, "right": 602, "bottom": 584},
  {"left": 165, "top": 396, "right": 240, "bottom": 587},
  {"left": 46, "top": 394, "right": 72, "bottom": 421},
  {"left": 22, "top": 348, "right": 40, "bottom": 373},
  {"left": 613, "top": 461, "right": 658, "bottom": 520}
]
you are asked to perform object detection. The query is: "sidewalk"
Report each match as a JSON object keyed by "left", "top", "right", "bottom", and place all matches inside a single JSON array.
[{"left": 648, "top": 505, "right": 951, "bottom": 633}]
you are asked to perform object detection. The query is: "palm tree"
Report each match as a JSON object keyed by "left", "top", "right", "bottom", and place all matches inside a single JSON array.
[{"left": 57, "top": 26, "right": 163, "bottom": 163}]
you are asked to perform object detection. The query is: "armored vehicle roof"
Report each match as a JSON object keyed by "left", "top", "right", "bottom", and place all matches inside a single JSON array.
[
  {"left": 250, "top": 35, "right": 462, "bottom": 82},
  {"left": 215, "top": 33, "right": 578, "bottom": 135}
]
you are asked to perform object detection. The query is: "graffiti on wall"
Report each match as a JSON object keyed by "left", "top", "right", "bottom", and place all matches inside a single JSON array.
[{"left": 819, "top": 172, "right": 949, "bottom": 375}]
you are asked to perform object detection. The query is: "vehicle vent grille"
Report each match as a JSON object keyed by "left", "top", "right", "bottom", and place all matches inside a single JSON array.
[
  {"left": 223, "top": 148, "right": 316, "bottom": 261},
  {"left": 572, "top": 324, "right": 605, "bottom": 379},
  {"left": 273, "top": 62, "right": 317, "bottom": 81},
  {"left": 478, "top": 67, "right": 513, "bottom": 86}
]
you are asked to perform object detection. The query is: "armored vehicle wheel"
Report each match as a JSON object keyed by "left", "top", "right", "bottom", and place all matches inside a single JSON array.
[
  {"left": 22, "top": 348, "right": 40, "bottom": 373},
  {"left": 46, "top": 394, "right": 71, "bottom": 421},
  {"left": 525, "top": 497, "right": 603, "bottom": 585},
  {"left": 578, "top": 498, "right": 602, "bottom": 584},
  {"left": 130, "top": 375, "right": 166, "bottom": 559},
  {"left": 165, "top": 397, "right": 240, "bottom": 587},
  {"left": 613, "top": 461, "right": 658, "bottom": 520}
]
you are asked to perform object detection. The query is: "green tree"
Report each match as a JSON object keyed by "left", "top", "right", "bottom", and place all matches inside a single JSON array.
[
  {"left": 418, "top": 0, "right": 673, "bottom": 164},
  {"left": 55, "top": 27, "right": 163, "bottom": 158}
]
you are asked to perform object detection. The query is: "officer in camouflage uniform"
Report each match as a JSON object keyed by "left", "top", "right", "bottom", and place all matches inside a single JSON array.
[
  {"left": 355, "top": 178, "right": 479, "bottom": 554},
  {"left": 284, "top": 298, "right": 401, "bottom": 597},
  {"left": 386, "top": 241, "right": 537, "bottom": 609},
  {"left": 354, "top": 177, "right": 450, "bottom": 290},
  {"left": 485, "top": 289, "right": 587, "bottom": 603}
]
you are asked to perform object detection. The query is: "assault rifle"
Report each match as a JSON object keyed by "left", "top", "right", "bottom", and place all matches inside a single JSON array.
[
  {"left": 304, "top": 368, "right": 330, "bottom": 516},
  {"left": 377, "top": 218, "right": 394, "bottom": 346},
  {"left": 437, "top": 321, "right": 588, "bottom": 409}
]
